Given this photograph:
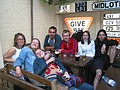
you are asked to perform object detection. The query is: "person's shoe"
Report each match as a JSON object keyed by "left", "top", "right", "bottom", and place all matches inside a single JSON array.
[
  {"left": 109, "top": 63, "right": 113, "bottom": 68},
  {"left": 109, "top": 65, "right": 113, "bottom": 68}
]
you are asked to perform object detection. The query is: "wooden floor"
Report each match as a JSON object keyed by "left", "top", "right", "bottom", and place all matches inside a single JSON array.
[{"left": 97, "top": 67, "right": 120, "bottom": 90}]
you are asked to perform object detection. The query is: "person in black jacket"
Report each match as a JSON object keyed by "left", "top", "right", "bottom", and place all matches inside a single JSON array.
[
  {"left": 71, "top": 30, "right": 83, "bottom": 42},
  {"left": 93, "top": 29, "right": 118, "bottom": 90}
]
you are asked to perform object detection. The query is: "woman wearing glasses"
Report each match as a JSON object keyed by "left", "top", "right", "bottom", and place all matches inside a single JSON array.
[{"left": 3, "top": 33, "right": 26, "bottom": 63}]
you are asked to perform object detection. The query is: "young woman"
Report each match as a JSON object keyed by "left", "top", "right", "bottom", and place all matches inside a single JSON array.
[
  {"left": 78, "top": 31, "right": 95, "bottom": 57},
  {"left": 14, "top": 38, "right": 41, "bottom": 76},
  {"left": 93, "top": 29, "right": 118, "bottom": 90},
  {"left": 4, "top": 33, "right": 26, "bottom": 63},
  {"left": 3, "top": 33, "right": 26, "bottom": 90}
]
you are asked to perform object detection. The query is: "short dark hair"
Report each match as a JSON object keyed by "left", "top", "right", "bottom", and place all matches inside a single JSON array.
[{"left": 49, "top": 26, "right": 57, "bottom": 33}]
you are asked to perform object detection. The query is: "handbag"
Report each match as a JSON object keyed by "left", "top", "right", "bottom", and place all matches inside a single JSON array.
[{"left": 57, "top": 73, "right": 84, "bottom": 87}]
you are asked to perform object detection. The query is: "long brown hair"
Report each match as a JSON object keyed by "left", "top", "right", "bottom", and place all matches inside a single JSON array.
[
  {"left": 81, "top": 31, "right": 91, "bottom": 44},
  {"left": 95, "top": 29, "right": 107, "bottom": 45},
  {"left": 30, "top": 38, "right": 41, "bottom": 50}
]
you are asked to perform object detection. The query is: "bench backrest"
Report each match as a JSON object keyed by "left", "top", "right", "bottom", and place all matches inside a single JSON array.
[
  {"left": 0, "top": 64, "right": 68, "bottom": 90},
  {"left": 0, "top": 64, "right": 58, "bottom": 90}
]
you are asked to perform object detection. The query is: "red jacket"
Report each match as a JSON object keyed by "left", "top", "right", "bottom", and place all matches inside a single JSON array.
[{"left": 60, "top": 38, "right": 78, "bottom": 54}]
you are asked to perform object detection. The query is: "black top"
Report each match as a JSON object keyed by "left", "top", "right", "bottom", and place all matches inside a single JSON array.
[
  {"left": 94, "top": 39, "right": 118, "bottom": 59},
  {"left": 71, "top": 30, "right": 83, "bottom": 42}
]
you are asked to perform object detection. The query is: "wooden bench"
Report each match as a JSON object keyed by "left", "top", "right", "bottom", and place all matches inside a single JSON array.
[{"left": 0, "top": 64, "right": 68, "bottom": 90}]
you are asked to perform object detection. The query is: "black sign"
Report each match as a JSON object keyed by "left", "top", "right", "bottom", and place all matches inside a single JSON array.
[{"left": 75, "top": 2, "right": 87, "bottom": 12}]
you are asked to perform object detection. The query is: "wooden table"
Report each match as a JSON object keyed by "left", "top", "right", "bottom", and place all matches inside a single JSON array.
[
  {"left": 59, "top": 54, "right": 93, "bottom": 82},
  {"left": 97, "top": 68, "right": 120, "bottom": 90}
]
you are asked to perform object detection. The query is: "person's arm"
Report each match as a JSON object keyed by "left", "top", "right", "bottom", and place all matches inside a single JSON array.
[
  {"left": 3, "top": 47, "right": 16, "bottom": 63},
  {"left": 54, "top": 34, "right": 62, "bottom": 49},
  {"left": 104, "top": 39, "right": 118, "bottom": 46},
  {"left": 78, "top": 42, "right": 83, "bottom": 56},
  {"left": 56, "top": 58, "right": 67, "bottom": 73},
  {"left": 45, "top": 46, "right": 54, "bottom": 51},
  {"left": 91, "top": 41, "right": 95, "bottom": 57},
  {"left": 33, "top": 58, "right": 48, "bottom": 75},
  {"left": 101, "top": 44, "right": 106, "bottom": 54},
  {"left": 44, "top": 35, "right": 55, "bottom": 51},
  {"left": 14, "top": 47, "right": 28, "bottom": 68},
  {"left": 16, "top": 66, "right": 22, "bottom": 76}
]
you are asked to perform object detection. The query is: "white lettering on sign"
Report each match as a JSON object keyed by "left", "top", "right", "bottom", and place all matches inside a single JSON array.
[
  {"left": 59, "top": 5, "right": 70, "bottom": 13},
  {"left": 103, "top": 26, "right": 120, "bottom": 31},
  {"left": 107, "top": 32, "right": 120, "bottom": 38},
  {"left": 104, "top": 13, "right": 120, "bottom": 19},
  {"left": 92, "top": 1, "right": 120, "bottom": 10},
  {"left": 103, "top": 20, "right": 120, "bottom": 25}
]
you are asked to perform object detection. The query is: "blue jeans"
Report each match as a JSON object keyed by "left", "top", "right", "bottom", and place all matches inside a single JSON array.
[
  {"left": 48, "top": 78, "right": 94, "bottom": 90},
  {"left": 69, "top": 82, "right": 94, "bottom": 90}
]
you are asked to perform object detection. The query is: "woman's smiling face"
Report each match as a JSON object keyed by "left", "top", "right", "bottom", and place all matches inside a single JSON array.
[{"left": 35, "top": 49, "right": 45, "bottom": 58}]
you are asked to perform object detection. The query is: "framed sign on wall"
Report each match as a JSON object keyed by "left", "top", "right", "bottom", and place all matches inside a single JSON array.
[
  {"left": 103, "top": 13, "right": 120, "bottom": 44},
  {"left": 64, "top": 17, "right": 93, "bottom": 34}
]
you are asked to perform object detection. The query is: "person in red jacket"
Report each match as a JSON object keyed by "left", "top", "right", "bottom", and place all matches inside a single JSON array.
[{"left": 60, "top": 30, "right": 78, "bottom": 55}]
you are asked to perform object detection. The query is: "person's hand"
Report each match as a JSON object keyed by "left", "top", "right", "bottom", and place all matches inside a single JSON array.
[
  {"left": 15, "top": 66, "right": 22, "bottom": 77},
  {"left": 101, "top": 44, "right": 106, "bottom": 54},
  {"left": 44, "top": 52, "right": 51, "bottom": 60},
  {"left": 63, "top": 71, "right": 70, "bottom": 81},
  {"left": 58, "top": 49, "right": 63, "bottom": 53},
  {"left": 46, "top": 57, "right": 55, "bottom": 64}
]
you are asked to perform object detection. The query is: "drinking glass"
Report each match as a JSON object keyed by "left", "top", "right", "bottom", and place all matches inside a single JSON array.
[
  {"left": 63, "top": 53, "right": 67, "bottom": 57},
  {"left": 75, "top": 52, "right": 80, "bottom": 61},
  {"left": 82, "top": 49, "right": 87, "bottom": 60},
  {"left": 55, "top": 49, "right": 59, "bottom": 57}
]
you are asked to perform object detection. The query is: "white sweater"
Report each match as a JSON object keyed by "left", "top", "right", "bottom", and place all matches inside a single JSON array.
[{"left": 78, "top": 40, "right": 95, "bottom": 57}]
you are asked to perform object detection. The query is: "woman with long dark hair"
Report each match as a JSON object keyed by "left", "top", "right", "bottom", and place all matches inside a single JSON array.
[
  {"left": 78, "top": 31, "right": 95, "bottom": 57},
  {"left": 93, "top": 29, "right": 118, "bottom": 90}
]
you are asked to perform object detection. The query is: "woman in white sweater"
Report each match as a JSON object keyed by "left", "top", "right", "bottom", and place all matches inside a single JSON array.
[{"left": 78, "top": 31, "right": 95, "bottom": 57}]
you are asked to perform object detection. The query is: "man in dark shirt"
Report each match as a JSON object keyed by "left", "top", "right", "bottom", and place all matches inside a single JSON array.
[
  {"left": 44, "top": 26, "right": 62, "bottom": 51},
  {"left": 93, "top": 29, "right": 118, "bottom": 90}
]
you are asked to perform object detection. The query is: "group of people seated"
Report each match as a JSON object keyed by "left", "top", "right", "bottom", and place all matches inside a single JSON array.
[{"left": 3, "top": 26, "right": 118, "bottom": 90}]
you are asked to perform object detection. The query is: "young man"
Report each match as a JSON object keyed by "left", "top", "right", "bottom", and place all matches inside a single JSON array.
[
  {"left": 60, "top": 30, "right": 78, "bottom": 54},
  {"left": 44, "top": 26, "right": 62, "bottom": 51},
  {"left": 93, "top": 29, "right": 118, "bottom": 90}
]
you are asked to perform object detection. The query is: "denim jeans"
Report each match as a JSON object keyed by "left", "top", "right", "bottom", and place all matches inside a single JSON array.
[
  {"left": 48, "top": 78, "right": 94, "bottom": 90},
  {"left": 69, "top": 82, "right": 94, "bottom": 90}
]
